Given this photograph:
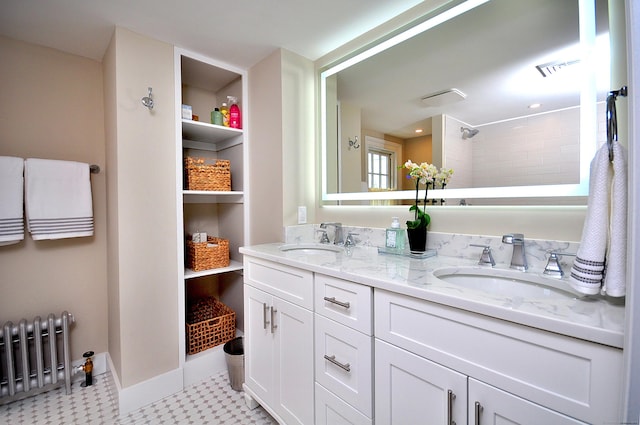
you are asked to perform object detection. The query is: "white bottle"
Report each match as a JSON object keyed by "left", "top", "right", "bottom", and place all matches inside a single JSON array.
[{"left": 385, "top": 217, "right": 405, "bottom": 252}]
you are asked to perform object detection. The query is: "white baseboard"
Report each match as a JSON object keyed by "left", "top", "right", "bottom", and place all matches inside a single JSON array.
[{"left": 105, "top": 353, "right": 184, "bottom": 417}]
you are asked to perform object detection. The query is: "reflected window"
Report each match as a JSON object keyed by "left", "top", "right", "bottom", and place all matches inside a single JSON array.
[{"left": 368, "top": 150, "right": 392, "bottom": 189}]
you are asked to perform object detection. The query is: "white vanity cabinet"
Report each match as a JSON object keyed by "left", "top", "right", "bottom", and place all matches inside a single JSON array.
[
  {"left": 243, "top": 257, "right": 314, "bottom": 425},
  {"left": 374, "top": 290, "right": 622, "bottom": 425},
  {"left": 314, "top": 275, "right": 373, "bottom": 425}
]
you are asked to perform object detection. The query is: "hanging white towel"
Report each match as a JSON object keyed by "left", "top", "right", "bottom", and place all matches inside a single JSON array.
[
  {"left": 0, "top": 156, "right": 25, "bottom": 245},
  {"left": 25, "top": 158, "right": 94, "bottom": 240},
  {"left": 569, "top": 144, "right": 610, "bottom": 295},
  {"left": 603, "top": 141, "right": 628, "bottom": 297},
  {"left": 569, "top": 141, "right": 628, "bottom": 297}
]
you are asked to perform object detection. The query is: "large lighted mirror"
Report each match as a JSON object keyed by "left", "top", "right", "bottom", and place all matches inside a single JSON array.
[{"left": 321, "top": 0, "right": 613, "bottom": 205}]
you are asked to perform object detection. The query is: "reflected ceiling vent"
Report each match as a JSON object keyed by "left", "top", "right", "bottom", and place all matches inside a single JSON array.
[
  {"left": 535, "top": 59, "right": 580, "bottom": 77},
  {"left": 421, "top": 88, "right": 466, "bottom": 107}
]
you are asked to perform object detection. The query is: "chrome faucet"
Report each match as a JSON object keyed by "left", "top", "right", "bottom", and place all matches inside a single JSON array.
[
  {"left": 320, "top": 222, "right": 344, "bottom": 245},
  {"left": 502, "top": 233, "right": 527, "bottom": 271}
]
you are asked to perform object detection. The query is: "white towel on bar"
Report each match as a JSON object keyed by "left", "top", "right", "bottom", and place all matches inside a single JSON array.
[
  {"left": 25, "top": 158, "right": 94, "bottom": 240},
  {"left": 569, "top": 141, "right": 628, "bottom": 297},
  {"left": 569, "top": 144, "right": 610, "bottom": 295},
  {"left": 0, "top": 156, "right": 25, "bottom": 245},
  {"left": 603, "top": 141, "right": 628, "bottom": 297}
]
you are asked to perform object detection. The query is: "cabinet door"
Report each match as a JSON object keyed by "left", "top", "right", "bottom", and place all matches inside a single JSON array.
[
  {"left": 315, "top": 383, "right": 372, "bottom": 425},
  {"left": 274, "top": 296, "right": 315, "bottom": 425},
  {"left": 375, "top": 339, "right": 467, "bottom": 425},
  {"left": 469, "top": 378, "right": 588, "bottom": 425},
  {"left": 244, "top": 285, "right": 274, "bottom": 406}
]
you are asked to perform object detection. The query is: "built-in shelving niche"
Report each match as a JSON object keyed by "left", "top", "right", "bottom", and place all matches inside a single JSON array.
[{"left": 177, "top": 51, "right": 246, "bottom": 386}]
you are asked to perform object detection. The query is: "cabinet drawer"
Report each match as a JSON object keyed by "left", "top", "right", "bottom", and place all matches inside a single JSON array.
[
  {"left": 374, "top": 290, "right": 623, "bottom": 424},
  {"left": 315, "top": 383, "right": 372, "bottom": 425},
  {"left": 244, "top": 256, "right": 313, "bottom": 309},
  {"left": 315, "top": 315, "right": 373, "bottom": 417},
  {"left": 314, "top": 274, "right": 372, "bottom": 335}
]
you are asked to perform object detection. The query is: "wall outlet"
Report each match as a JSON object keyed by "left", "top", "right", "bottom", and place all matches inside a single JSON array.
[{"left": 297, "top": 206, "right": 307, "bottom": 224}]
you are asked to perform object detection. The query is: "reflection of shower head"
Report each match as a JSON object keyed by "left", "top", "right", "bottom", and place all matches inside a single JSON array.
[{"left": 460, "top": 126, "right": 479, "bottom": 139}]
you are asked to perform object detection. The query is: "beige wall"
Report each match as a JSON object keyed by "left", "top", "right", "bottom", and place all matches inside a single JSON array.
[
  {"left": 247, "top": 48, "right": 316, "bottom": 238},
  {"left": 0, "top": 36, "right": 108, "bottom": 360},
  {"left": 248, "top": 50, "right": 284, "bottom": 244},
  {"left": 104, "top": 28, "right": 179, "bottom": 388},
  {"left": 281, "top": 49, "right": 317, "bottom": 226}
]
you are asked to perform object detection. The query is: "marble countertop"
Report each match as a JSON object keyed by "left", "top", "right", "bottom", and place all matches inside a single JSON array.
[{"left": 239, "top": 242, "right": 625, "bottom": 348}]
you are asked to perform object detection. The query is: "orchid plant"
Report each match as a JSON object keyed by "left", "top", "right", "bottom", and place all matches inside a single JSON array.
[{"left": 402, "top": 160, "right": 454, "bottom": 229}]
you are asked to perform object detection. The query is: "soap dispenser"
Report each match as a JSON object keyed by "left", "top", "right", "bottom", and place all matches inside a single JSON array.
[{"left": 385, "top": 217, "right": 405, "bottom": 253}]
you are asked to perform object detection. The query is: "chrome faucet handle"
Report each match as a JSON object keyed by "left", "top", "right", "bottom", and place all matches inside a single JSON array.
[
  {"left": 345, "top": 232, "right": 359, "bottom": 248},
  {"left": 470, "top": 244, "right": 496, "bottom": 267},
  {"left": 317, "top": 228, "right": 330, "bottom": 244},
  {"left": 543, "top": 251, "right": 577, "bottom": 278}
]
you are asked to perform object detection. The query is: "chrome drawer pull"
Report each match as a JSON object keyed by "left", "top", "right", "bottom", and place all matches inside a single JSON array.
[
  {"left": 323, "top": 354, "right": 351, "bottom": 372},
  {"left": 270, "top": 307, "right": 277, "bottom": 333},
  {"left": 474, "top": 401, "right": 483, "bottom": 425},
  {"left": 262, "top": 303, "right": 269, "bottom": 329},
  {"left": 447, "top": 390, "right": 456, "bottom": 425},
  {"left": 323, "top": 296, "right": 351, "bottom": 309}
]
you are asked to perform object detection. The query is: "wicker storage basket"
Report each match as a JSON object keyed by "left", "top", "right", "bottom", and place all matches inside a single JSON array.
[
  {"left": 186, "top": 297, "right": 236, "bottom": 355},
  {"left": 186, "top": 237, "right": 230, "bottom": 271},
  {"left": 184, "top": 157, "right": 231, "bottom": 191}
]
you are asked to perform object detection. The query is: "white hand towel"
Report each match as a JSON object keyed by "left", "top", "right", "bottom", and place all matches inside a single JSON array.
[
  {"left": 569, "top": 144, "right": 610, "bottom": 295},
  {"left": 603, "top": 141, "right": 628, "bottom": 297},
  {"left": 0, "top": 156, "right": 25, "bottom": 245},
  {"left": 25, "top": 158, "right": 94, "bottom": 240}
]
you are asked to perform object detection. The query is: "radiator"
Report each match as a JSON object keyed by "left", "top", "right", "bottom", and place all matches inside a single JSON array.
[{"left": 0, "top": 311, "right": 74, "bottom": 405}]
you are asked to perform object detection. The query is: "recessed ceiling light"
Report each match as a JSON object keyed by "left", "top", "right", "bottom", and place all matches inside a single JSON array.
[
  {"left": 529, "top": 103, "right": 541, "bottom": 109},
  {"left": 415, "top": 129, "right": 423, "bottom": 133}
]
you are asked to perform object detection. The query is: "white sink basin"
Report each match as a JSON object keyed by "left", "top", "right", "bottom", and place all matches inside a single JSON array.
[
  {"left": 279, "top": 243, "right": 343, "bottom": 254},
  {"left": 433, "top": 266, "right": 583, "bottom": 299}
]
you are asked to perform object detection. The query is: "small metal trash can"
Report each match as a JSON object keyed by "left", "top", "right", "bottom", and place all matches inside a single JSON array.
[{"left": 223, "top": 336, "right": 244, "bottom": 391}]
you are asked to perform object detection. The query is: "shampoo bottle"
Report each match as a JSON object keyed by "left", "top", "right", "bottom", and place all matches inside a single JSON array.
[
  {"left": 220, "top": 102, "right": 230, "bottom": 127},
  {"left": 385, "top": 217, "right": 405, "bottom": 252},
  {"left": 211, "top": 108, "right": 223, "bottom": 126},
  {"left": 228, "top": 96, "right": 242, "bottom": 129}
]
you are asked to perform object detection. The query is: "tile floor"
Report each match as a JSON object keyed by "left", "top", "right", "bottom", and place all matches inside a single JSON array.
[{"left": 0, "top": 371, "right": 278, "bottom": 424}]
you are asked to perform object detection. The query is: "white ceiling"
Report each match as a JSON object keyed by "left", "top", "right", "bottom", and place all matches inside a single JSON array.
[{"left": 0, "top": 0, "right": 425, "bottom": 68}]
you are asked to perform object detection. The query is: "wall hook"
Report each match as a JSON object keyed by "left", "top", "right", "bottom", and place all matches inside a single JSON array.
[
  {"left": 141, "top": 87, "right": 154, "bottom": 110},
  {"left": 348, "top": 136, "right": 360, "bottom": 150}
]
